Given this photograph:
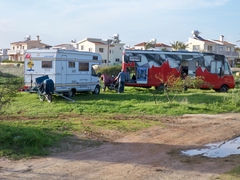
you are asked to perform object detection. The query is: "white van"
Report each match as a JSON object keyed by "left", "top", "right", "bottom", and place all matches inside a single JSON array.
[{"left": 24, "top": 49, "right": 102, "bottom": 96}]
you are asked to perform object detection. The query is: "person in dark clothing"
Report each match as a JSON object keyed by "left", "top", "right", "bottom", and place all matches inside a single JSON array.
[{"left": 116, "top": 70, "right": 126, "bottom": 93}]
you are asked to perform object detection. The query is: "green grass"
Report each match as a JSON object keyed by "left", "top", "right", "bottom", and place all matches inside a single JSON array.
[
  {"left": 3, "top": 87, "right": 239, "bottom": 117},
  {"left": 0, "top": 86, "right": 240, "bottom": 166}
]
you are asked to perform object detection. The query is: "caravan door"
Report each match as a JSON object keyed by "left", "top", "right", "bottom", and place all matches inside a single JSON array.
[
  {"left": 61, "top": 55, "right": 67, "bottom": 84},
  {"left": 136, "top": 67, "right": 148, "bottom": 84}
]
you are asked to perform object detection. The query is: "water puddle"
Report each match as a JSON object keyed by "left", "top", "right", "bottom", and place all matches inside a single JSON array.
[{"left": 181, "top": 136, "right": 240, "bottom": 158}]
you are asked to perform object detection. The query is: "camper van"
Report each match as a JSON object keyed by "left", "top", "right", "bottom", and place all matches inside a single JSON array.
[
  {"left": 24, "top": 49, "right": 102, "bottom": 96},
  {"left": 122, "top": 49, "right": 235, "bottom": 92}
]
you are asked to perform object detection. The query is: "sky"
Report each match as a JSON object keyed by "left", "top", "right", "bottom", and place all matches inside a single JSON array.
[{"left": 0, "top": 0, "right": 240, "bottom": 48}]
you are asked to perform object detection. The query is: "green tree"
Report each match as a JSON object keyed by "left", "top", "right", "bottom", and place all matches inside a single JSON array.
[
  {"left": 144, "top": 42, "right": 155, "bottom": 50},
  {"left": 170, "top": 41, "right": 188, "bottom": 50},
  {"left": 0, "top": 73, "right": 23, "bottom": 113}
]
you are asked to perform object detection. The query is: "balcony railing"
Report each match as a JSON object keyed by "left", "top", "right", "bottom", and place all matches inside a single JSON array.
[
  {"left": 7, "top": 50, "right": 25, "bottom": 55},
  {"left": 210, "top": 50, "right": 239, "bottom": 57},
  {"left": 191, "top": 49, "right": 239, "bottom": 57}
]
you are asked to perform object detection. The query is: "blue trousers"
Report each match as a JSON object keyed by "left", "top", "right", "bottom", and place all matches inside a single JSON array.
[{"left": 118, "top": 81, "right": 125, "bottom": 93}]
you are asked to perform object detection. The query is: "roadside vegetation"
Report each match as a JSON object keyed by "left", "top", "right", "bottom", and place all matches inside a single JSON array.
[{"left": 0, "top": 68, "right": 240, "bottom": 178}]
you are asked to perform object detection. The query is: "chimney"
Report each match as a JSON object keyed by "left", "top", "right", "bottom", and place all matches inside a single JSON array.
[
  {"left": 36, "top": 35, "right": 40, "bottom": 41},
  {"left": 220, "top": 35, "right": 224, "bottom": 42}
]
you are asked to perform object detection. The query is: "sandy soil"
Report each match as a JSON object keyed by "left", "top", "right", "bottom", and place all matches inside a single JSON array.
[{"left": 1, "top": 113, "right": 240, "bottom": 180}]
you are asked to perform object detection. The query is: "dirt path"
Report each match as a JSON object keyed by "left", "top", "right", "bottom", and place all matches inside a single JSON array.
[{"left": 1, "top": 113, "right": 240, "bottom": 180}]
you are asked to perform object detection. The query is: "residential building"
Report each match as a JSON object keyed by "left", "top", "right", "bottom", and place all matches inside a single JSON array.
[
  {"left": 134, "top": 42, "right": 172, "bottom": 51},
  {"left": 52, "top": 40, "right": 78, "bottom": 50},
  {"left": 77, "top": 34, "right": 125, "bottom": 65},
  {"left": 8, "top": 35, "right": 51, "bottom": 61},
  {"left": 0, "top": 48, "right": 9, "bottom": 62},
  {"left": 186, "top": 30, "right": 238, "bottom": 67}
]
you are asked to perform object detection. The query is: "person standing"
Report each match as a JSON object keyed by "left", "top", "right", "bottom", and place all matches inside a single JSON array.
[{"left": 116, "top": 70, "right": 126, "bottom": 93}]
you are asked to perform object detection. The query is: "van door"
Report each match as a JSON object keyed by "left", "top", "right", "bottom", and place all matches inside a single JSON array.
[
  {"left": 188, "top": 59, "right": 196, "bottom": 77},
  {"left": 61, "top": 55, "right": 67, "bottom": 84},
  {"left": 136, "top": 67, "right": 148, "bottom": 84}
]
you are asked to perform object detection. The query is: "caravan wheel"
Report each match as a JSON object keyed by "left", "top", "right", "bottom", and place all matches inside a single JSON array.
[
  {"left": 65, "top": 89, "right": 75, "bottom": 97},
  {"left": 92, "top": 85, "right": 100, "bottom": 94}
]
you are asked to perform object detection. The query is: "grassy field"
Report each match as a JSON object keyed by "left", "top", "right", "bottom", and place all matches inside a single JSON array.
[{"left": 0, "top": 72, "right": 240, "bottom": 178}]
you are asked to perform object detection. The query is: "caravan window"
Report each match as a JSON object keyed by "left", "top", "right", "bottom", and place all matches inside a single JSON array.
[
  {"left": 42, "top": 61, "right": 52, "bottom": 68},
  {"left": 68, "top": 61, "right": 75, "bottom": 68},
  {"left": 79, "top": 63, "right": 89, "bottom": 71}
]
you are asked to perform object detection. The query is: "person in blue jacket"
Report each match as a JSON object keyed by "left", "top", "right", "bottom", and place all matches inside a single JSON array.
[{"left": 116, "top": 70, "right": 126, "bottom": 93}]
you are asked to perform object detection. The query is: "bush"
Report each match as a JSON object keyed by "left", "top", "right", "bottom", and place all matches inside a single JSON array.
[{"left": 96, "top": 65, "right": 122, "bottom": 77}]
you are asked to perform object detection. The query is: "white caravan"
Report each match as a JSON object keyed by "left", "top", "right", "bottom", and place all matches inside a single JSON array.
[{"left": 24, "top": 49, "right": 102, "bottom": 96}]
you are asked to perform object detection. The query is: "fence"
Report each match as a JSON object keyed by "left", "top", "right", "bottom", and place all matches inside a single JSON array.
[{"left": 0, "top": 64, "right": 24, "bottom": 77}]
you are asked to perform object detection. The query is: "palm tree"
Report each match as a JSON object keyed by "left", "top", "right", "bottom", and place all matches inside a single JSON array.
[
  {"left": 144, "top": 42, "right": 155, "bottom": 50},
  {"left": 170, "top": 41, "right": 188, "bottom": 50}
]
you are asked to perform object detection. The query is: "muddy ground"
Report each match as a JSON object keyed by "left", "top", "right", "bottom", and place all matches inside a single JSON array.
[{"left": 1, "top": 113, "right": 240, "bottom": 180}]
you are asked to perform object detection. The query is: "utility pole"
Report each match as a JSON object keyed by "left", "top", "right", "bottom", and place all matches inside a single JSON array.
[{"left": 107, "top": 39, "right": 112, "bottom": 66}]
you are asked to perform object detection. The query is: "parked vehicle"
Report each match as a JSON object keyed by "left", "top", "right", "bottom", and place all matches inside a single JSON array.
[
  {"left": 24, "top": 49, "right": 102, "bottom": 97},
  {"left": 122, "top": 49, "right": 235, "bottom": 92}
]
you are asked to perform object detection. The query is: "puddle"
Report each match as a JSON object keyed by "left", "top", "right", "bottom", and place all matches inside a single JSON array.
[{"left": 181, "top": 136, "right": 240, "bottom": 158}]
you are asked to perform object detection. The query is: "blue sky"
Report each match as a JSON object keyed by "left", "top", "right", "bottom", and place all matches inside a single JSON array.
[{"left": 0, "top": 0, "right": 240, "bottom": 48}]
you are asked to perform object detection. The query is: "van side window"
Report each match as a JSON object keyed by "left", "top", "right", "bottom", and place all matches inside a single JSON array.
[
  {"left": 91, "top": 67, "right": 97, "bottom": 76},
  {"left": 42, "top": 61, "right": 52, "bottom": 68},
  {"left": 93, "top": 56, "right": 98, "bottom": 60},
  {"left": 210, "top": 61, "right": 222, "bottom": 74},
  {"left": 79, "top": 63, "right": 89, "bottom": 71}
]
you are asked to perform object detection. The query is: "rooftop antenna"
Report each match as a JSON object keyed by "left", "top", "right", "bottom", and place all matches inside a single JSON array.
[{"left": 191, "top": 30, "right": 200, "bottom": 37}]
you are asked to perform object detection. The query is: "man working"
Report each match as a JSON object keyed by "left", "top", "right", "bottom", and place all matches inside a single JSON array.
[{"left": 116, "top": 70, "right": 126, "bottom": 93}]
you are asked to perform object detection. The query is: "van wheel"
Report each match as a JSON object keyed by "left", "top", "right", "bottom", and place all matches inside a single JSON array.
[
  {"left": 92, "top": 85, "right": 100, "bottom": 94},
  {"left": 155, "top": 84, "right": 165, "bottom": 90},
  {"left": 219, "top": 85, "right": 228, "bottom": 92}
]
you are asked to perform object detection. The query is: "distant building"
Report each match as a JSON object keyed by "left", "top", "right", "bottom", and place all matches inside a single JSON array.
[
  {"left": 186, "top": 30, "right": 238, "bottom": 67},
  {"left": 0, "top": 48, "right": 9, "bottom": 62},
  {"left": 52, "top": 40, "right": 78, "bottom": 50},
  {"left": 134, "top": 42, "right": 172, "bottom": 51},
  {"left": 77, "top": 34, "right": 125, "bottom": 65},
  {"left": 8, "top": 35, "right": 51, "bottom": 61}
]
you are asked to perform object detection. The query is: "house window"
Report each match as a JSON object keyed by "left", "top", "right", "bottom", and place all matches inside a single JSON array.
[
  {"left": 99, "top": 48, "right": 104, "bottom": 53},
  {"left": 42, "top": 61, "right": 52, "bottom": 68},
  {"left": 13, "top": 47, "right": 15, "bottom": 50},
  {"left": 115, "top": 58, "right": 120, "bottom": 62},
  {"left": 79, "top": 62, "right": 89, "bottom": 71},
  {"left": 207, "top": 46, "right": 212, "bottom": 52},
  {"left": 218, "top": 47, "right": 223, "bottom": 51},
  {"left": 89, "top": 48, "right": 92, "bottom": 52},
  {"left": 119, "top": 47, "right": 122, "bottom": 50},
  {"left": 22, "top": 46, "right": 25, "bottom": 50},
  {"left": 110, "top": 50, "right": 114, "bottom": 54},
  {"left": 31, "top": 46, "right": 36, "bottom": 49},
  {"left": 193, "top": 45, "right": 200, "bottom": 51},
  {"left": 227, "top": 47, "right": 231, "bottom": 52},
  {"left": 68, "top": 61, "right": 75, "bottom": 68},
  {"left": 81, "top": 45, "right": 84, "bottom": 50}
]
